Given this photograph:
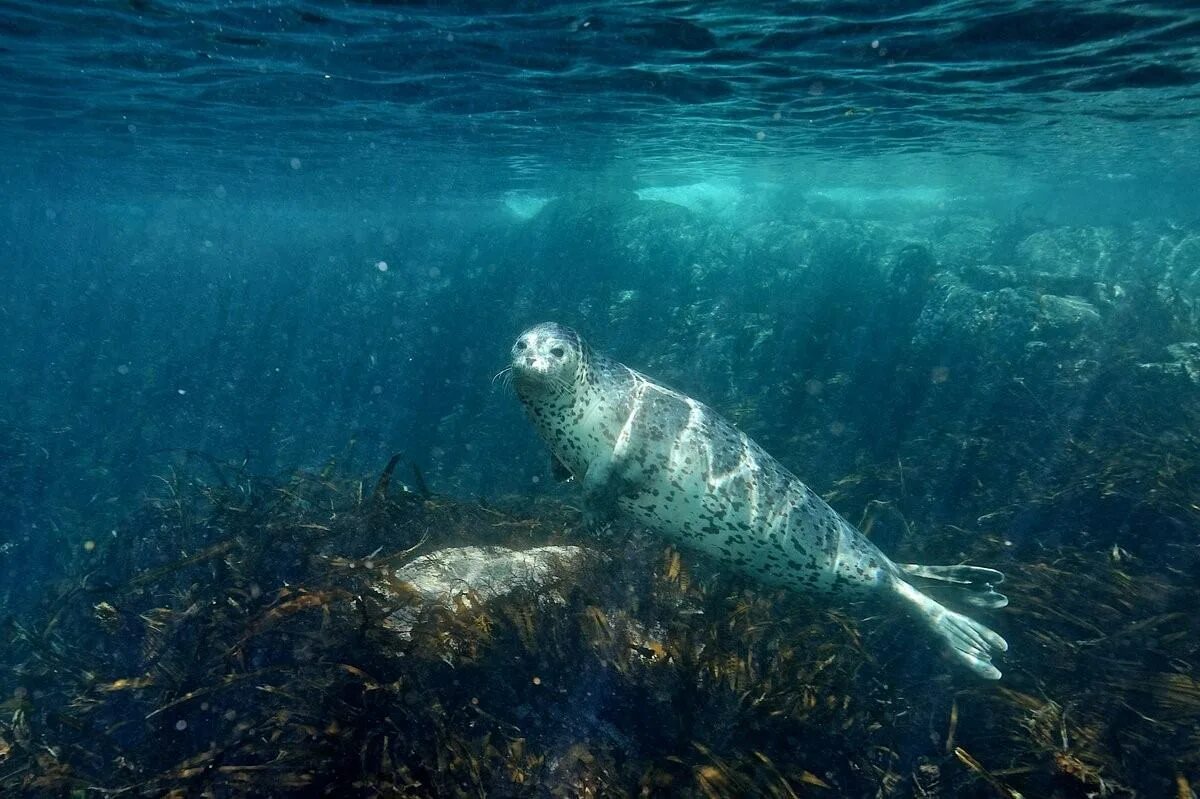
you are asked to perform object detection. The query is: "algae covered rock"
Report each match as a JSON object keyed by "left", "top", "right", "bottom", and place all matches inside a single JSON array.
[
  {"left": 1138, "top": 341, "right": 1200, "bottom": 386},
  {"left": 931, "top": 215, "right": 998, "bottom": 267},
  {"left": 1032, "top": 293, "right": 1102, "bottom": 338},
  {"left": 1167, "top": 341, "right": 1200, "bottom": 382},
  {"left": 1156, "top": 232, "right": 1200, "bottom": 326},
  {"left": 912, "top": 276, "right": 1039, "bottom": 365},
  {"left": 1016, "top": 225, "right": 1120, "bottom": 279}
]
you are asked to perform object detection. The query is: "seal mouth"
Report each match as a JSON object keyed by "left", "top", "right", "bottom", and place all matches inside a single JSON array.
[
  {"left": 512, "top": 353, "right": 553, "bottom": 377},
  {"left": 510, "top": 358, "right": 569, "bottom": 393},
  {"left": 509, "top": 351, "right": 577, "bottom": 399}
]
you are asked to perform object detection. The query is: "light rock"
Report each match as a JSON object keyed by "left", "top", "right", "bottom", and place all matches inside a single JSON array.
[
  {"left": 382, "top": 545, "right": 594, "bottom": 638},
  {"left": 1016, "top": 227, "right": 1118, "bottom": 279},
  {"left": 1167, "top": 342, "right": 1200, "bottom": 383},
  {"left": 1035, "top": 294, "right": 1102, "bottom": 334},
  {"left": 1136, "top": 342, "right": 1200, "bottom": 385}
]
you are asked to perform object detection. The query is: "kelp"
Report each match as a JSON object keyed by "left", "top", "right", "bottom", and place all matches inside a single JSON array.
[{"left": 0, "top": 442, "right": 1197, "bottom": 797}]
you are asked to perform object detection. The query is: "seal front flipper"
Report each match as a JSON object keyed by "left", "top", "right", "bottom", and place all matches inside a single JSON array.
[
  {"left": 550, "top": 453, "right": 575, "bottom": 483},
  {"left": 580, "top": 452, "right": 639, "bottom": 530},
  {"left": 580, "top": 454, "right": 619, "bottom": 529}
]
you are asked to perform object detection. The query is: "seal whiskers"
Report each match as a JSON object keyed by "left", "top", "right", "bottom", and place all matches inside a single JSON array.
[
  {"left": 490, "top": 366, "right": 514, "bottom": 391},
  {"left": 509, "top": 322, "right": 1010, "bottom": 680}
]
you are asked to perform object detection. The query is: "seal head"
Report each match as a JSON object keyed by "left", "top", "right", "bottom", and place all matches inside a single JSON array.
[{"left": 511, "top": 322, "right": 586, "bottom": 401}]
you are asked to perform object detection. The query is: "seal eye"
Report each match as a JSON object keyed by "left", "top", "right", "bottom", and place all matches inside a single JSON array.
[
  {"left": 551, "top": 346, "right": 565, "bottom": 358},
  {"left": 516, "top": 341, "right": 527, "bottom": 351}
]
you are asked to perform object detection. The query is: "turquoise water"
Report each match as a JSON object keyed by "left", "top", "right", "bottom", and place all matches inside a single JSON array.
[
  {"left": 1, "top": 2, "right": 1199, "bottom": 796},
  {"left": 3, "top": 1, "right": 1198, "bottom": 192}
]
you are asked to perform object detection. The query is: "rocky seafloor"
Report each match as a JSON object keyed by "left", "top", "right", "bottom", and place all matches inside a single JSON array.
[{"left": 1, "top": 191, "right": 1199, "bottom": 796}]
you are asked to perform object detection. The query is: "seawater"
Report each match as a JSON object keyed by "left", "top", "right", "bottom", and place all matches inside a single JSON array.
[{"left": 1, "top": 2, "right": 1198, "bottom": 797}]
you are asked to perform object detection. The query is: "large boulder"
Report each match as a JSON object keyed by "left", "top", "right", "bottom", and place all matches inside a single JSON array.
[
  {"left": 1016, "top": 226, "right": 1121, "bottom": 280},
  {"left": 1032, "top": 294, "right": 1102, "bottom": 340}
]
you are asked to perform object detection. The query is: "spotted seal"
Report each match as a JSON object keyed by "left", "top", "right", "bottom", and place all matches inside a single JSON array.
[{"left": 509, "top": 322, "right": 1009, "bottom": 679}]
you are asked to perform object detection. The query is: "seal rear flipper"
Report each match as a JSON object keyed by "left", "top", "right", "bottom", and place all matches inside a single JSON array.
[
  {"left": 898, "top": 563, "right": 1009, "bottom": 609},
  {"left": 892, "top": 578, "right": 1008, "bottom": 680}
]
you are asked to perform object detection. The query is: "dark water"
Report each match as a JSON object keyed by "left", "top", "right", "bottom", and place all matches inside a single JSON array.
[{"left": 1, "top": 2, "right": 1199, "bottom": 797}]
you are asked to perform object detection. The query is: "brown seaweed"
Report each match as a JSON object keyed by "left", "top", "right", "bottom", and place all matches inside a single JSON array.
[{"left": 0, "top": 430, "right": 1197, "bottom": 798}]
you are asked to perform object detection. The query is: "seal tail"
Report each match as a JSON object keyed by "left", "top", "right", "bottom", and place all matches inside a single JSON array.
[
  {"left": 897, "top": 563, "right": 1009, "bottom": 609},
  {"left": 892, "top": 577, "right": 1008, "bottom": 680}
]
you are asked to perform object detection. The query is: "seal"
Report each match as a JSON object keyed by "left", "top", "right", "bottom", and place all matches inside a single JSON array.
[{"left": 509, "top": 322, "right": 1009, "bottom": 679}]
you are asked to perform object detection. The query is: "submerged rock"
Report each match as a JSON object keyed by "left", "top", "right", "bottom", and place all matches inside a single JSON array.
[
  {"left": 1168, "top": 342, "right": 1200, "bottom": 382},
  {"left": 383, "top": 545, "right": 595, "bottom": 637},
  {"left": 1138, "top": 342, "right": 1200, "bottom": 385},
  {"left": 1016, "top": 226, "right": 1120, "bottom": 279},
  {"left": 931, "top": 216, "right": 998, "bottom": 267},
  {"left": 1033, "top": 293, "right": 1102, "bottom": 337}
]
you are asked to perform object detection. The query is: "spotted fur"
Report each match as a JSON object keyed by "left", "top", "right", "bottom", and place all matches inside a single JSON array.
[{"left": 510, "top": 322, "right": 1009, "bottom": 679}]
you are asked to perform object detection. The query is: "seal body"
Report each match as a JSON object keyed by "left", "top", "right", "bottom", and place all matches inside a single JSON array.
[{"left": 510, "top": 322, "right": 1008, "bottom": 679}]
